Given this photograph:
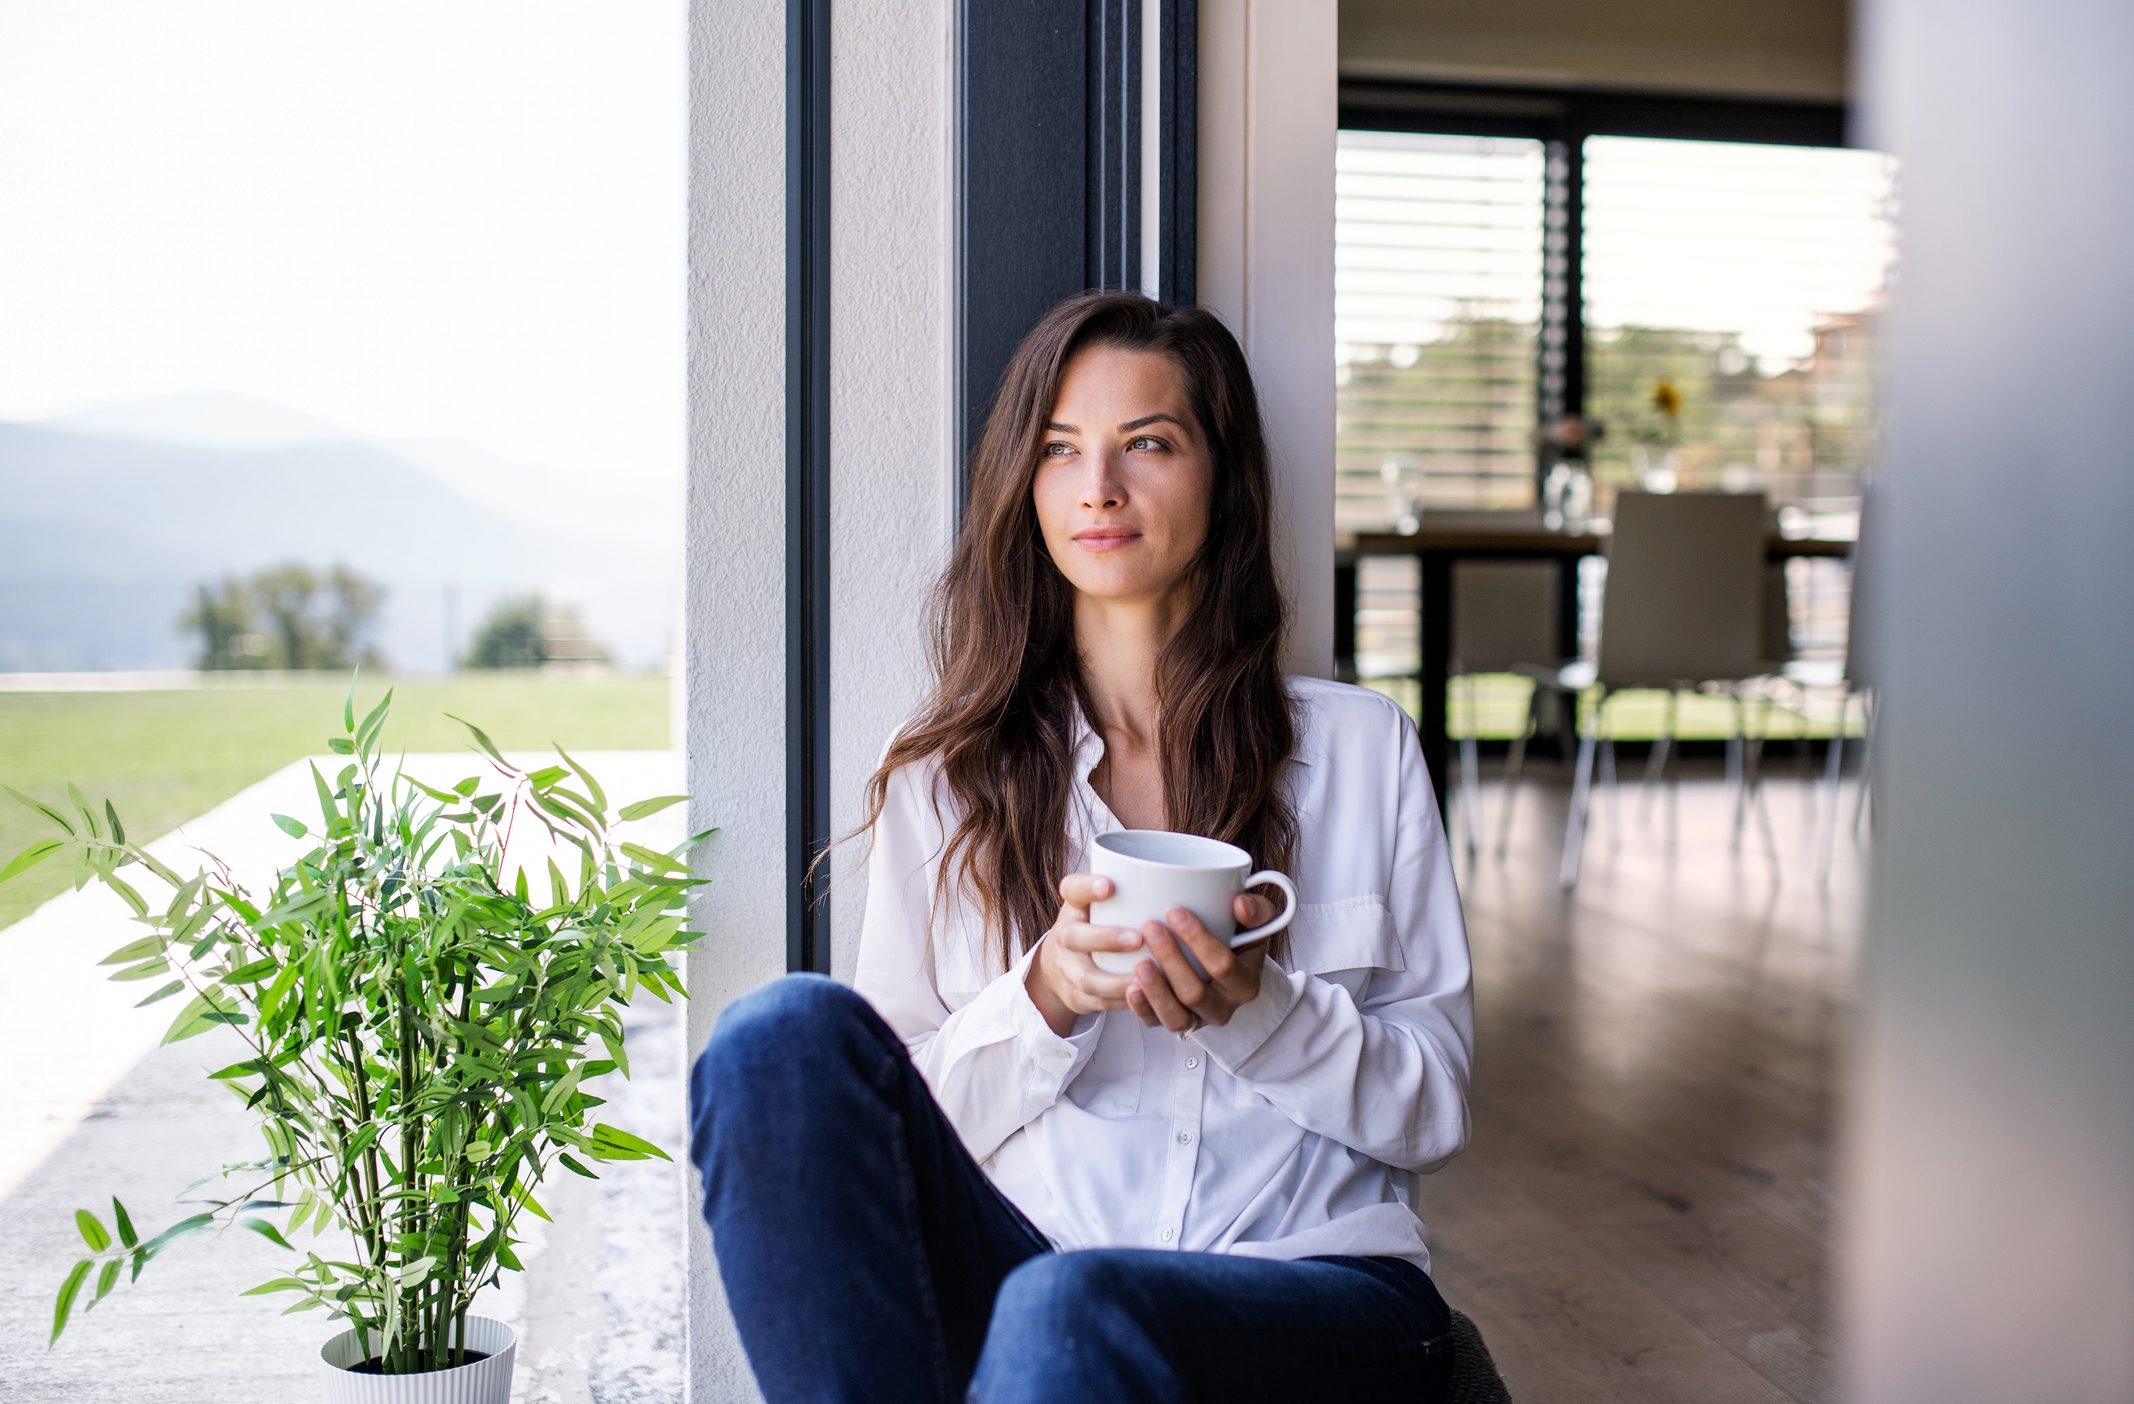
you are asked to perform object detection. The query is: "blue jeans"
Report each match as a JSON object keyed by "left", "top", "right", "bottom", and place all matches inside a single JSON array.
[{"left": 689, "top": 972, "right": 1456, "bottom": 1403}]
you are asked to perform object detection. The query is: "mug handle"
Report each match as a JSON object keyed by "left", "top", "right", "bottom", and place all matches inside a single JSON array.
[{"left": 1231, "top": 871, "right": 1297, "bottom": 947}]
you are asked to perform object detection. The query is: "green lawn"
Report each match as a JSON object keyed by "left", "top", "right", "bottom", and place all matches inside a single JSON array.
[{"left": 0, "top": 673, "right": 672, "bottom": 932}]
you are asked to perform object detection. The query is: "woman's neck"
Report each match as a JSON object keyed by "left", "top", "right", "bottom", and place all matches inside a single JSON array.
[{"left": 1073, "top": 592, "right": 1177, "bottom": 746}]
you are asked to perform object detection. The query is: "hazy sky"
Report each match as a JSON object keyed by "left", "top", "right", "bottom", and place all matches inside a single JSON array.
[{"left": 0, "top": 1, "right": 684, "bottom": 484}]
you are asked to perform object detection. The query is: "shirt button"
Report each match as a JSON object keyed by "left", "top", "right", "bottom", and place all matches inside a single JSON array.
[
  {"left": 1176, "top": 1130, "right": 1192, "bottom": 1146},
  {"left": 1184, "top": 1056, "right": 1198, "bottom": 1069},
  {"left": 1159, "top": 1227, "right": 1174, "bottom": 1243}
]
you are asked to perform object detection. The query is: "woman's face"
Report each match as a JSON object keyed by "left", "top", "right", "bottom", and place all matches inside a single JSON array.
[{"left": 1032, "top": 345, "right": 1212, "bottom": 609}]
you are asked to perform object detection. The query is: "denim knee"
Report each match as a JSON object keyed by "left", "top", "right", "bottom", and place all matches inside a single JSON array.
[
  {"left": 689, "top": 974, "right": 879, "bottom": 1125},
  {"left": 990, "top": 1251, "right": 1140, "bottom": 1335}
]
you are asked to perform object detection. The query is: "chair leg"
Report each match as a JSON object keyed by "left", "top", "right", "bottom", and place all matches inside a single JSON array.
[
  {"left": 1559, "top": 689, "right": 1604, "bottom": 891},
  {"left": 1496, "top": 685, "right": 1539, "bottom": 860},
  {"left": 1751, "top": 689, "right": 1782, "bottom": 873},
  {"left": 1599, "top": 708, "right": 1622, "bottom": 853},
  {"left": 1640, "top": 689, "right": 1677, "bottom": 824},
  {"left": 1729, "top": 688, "right": 1750, "bottom": 852},
  {"left": 1817, "top": 691, "right": 1849, "bottom": 887}
]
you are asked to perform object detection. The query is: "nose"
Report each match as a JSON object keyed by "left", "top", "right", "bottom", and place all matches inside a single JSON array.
[{"left": 1079, "top": 448, "right": 1126, "bottom": 510}]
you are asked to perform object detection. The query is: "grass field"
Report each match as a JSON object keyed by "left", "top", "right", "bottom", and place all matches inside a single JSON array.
[
  {"left": 1366, "top": 673, "right": 1864, "bottom": 743},
  {"left": 0, "top": 673, "right": 672, "bottom": 932}
]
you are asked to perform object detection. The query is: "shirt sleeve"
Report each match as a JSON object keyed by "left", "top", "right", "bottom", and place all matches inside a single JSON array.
[
  {"left": 850, "top": 756, "right": 1105, "bottom": 1166},
  {"left": 1187, "top": 702, "right": 1476, "bottom": 1174}
]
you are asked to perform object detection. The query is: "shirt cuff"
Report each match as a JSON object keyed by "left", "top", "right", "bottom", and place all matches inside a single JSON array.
[
  {"left": 1188, "top": 957, "right": 1302, "bottom": 1072},
  {"left": 1000, "top": 934, "right": 1103, "bottom": 1088}
]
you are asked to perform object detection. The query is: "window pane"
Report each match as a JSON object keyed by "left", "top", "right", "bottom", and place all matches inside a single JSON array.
[
  {"left": 1583, "top": 135, "right": 1898, "bottom": 661},
  {"left": 1336, "top": 131, "right": 1546, "bottom": 526}
]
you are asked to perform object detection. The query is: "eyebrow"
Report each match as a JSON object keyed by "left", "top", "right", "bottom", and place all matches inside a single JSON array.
[{"left": 1044, "top": 413, "right": 1189, "bottom": 435}]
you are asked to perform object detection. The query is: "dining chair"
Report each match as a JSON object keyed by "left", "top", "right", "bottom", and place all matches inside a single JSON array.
[
  {"left": 1447, "top": 559, "right": 1564, "bottom": 865},
  {"left": 1518, "top": 491, "right": 1776, "bottom": 889},
  {"left": 1809, "top": 492, "right": 1877, "bottom": 884}
]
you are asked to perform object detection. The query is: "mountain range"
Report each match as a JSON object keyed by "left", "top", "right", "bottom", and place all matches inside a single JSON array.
[{"left": 0, "top": 395, "right": 679, "bottom": 672}]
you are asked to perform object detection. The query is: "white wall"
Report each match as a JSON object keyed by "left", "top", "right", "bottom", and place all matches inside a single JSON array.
[
  {"left": 681, "top": 0, "right": 786, "bottom": 1396},
  {"left": 826, "top": 0, "right": 958, "bottom": 987},
  {"left": 1844, "top": 0, "right": 2134, "bottom": 1397},
  {"left": 1340, "top": 0, "right": 1851, "bottom": 103},
  {"left": 1199, "top": 0, "right": 1339, "bottom": 679},
  {"left": 682, "top": 0, "right": 956, "bottom": 1398}
]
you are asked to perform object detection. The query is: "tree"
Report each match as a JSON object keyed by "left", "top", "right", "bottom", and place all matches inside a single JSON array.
[
  {"left": 177, "top": 562, "right": 387, "bottom": 671},
  {"left": 464, "top": 596, "right": 548, "bottom": 669},
  {"left": 463, "top": 596, "right": 610, "bottom": 670}
]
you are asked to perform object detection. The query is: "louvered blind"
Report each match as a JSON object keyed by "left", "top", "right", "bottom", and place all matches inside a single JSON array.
[{"left": 1335, "top": 131, "right": 1546, "bottom": 527}]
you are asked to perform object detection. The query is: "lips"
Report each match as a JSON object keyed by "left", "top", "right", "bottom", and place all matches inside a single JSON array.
[{"left": 1072, "top": 527, "right": 1141, "bottom": 550}]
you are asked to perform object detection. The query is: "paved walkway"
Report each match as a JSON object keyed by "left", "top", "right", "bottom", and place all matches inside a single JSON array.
[{"left": 0, "top": 753, "right": 689, "bottom": 1402}]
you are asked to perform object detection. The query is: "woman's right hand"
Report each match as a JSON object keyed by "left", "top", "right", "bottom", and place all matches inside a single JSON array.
[{"left": 1026, "top": 873, "right": 1143, "bottom": 1038}]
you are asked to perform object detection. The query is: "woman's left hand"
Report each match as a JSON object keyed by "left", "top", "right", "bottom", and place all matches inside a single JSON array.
[{"left": 1125, "top": 892, "right": 1277, "bottom": 1035}]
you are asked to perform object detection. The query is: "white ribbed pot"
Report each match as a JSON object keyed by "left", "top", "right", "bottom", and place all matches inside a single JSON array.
[{"left": 319, "top": 1316, "right": 517, "bottom": 1404}]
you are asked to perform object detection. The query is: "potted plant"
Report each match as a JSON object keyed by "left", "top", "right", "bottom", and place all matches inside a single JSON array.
[{"left": 0, "top": 685, "right": 708, "bottom": 1400}]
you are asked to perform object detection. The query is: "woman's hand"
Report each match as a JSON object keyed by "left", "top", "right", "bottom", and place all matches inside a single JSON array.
[
  {"left": 1027, "top": 873, "right": 1144, "bottom": 1038},
  {"left": 1125, "top": 893, "right": 1275, "bottom": 1035}
]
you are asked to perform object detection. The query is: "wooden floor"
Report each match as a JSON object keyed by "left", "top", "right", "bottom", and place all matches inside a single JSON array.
[{"left": 1423, "top": 755, "right": 1860, "bottom": 1402}]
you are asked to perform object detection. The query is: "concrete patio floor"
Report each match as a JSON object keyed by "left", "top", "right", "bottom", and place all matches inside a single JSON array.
[{"left": 0, "top": 753, "right": 689, "bottom": 1402}]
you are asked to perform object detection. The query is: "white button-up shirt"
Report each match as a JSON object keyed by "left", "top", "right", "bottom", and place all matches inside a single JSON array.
[{"left": 852, "top": 675, "right": 1474, "bottom": 1274}]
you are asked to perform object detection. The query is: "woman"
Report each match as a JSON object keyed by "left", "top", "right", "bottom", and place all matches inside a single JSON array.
[{"left": 689, "top": 290, "right": 1474, "bottom": 1403}]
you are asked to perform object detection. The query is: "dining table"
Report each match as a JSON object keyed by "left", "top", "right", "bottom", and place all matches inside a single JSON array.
[{"left": 1336, "top": 510, "right": 1855, "bottom": 822}]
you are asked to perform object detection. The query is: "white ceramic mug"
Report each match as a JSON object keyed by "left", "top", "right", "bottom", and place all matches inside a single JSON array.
[{"left": 1086, "top": 830, "right": 1297, "bottom": 980}]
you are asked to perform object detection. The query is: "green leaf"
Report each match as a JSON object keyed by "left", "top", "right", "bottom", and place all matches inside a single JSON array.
[
  {"left": 112, "top": 1199, "right": 137, "bottom": 1250},
  {"left": 618, "top": 794, "right": 689, "bottom": 822},
  {"left": 270, "top": 814, "right": 308, "bottom": 839},
  {"left": 67, "top": 782, "right": 102, "bottom": 840},
  {"left": 110, "top": 957, "right": 171, "bottom": 982},
  {"left": 3, "top": 782, "right": 76, "bottom": 837},
  {"left": 52, "top": 1259, "right": 90, "bottom": 1345},
  {"left": 75, "top": 1210, "right": 111, "bottom": 1252},
  {"left": 0, "top": 838, "right": 65, "bottom": 885},
  {"left": 557, "top": 746, "right": 607, "bottom": 815},
  {"left": 94, "top": 1259, "right": 120, "bottom": 1306},
  {"left": 559, "top": 1153, "right": 598, "bottom": 1179},
  {"left": 133, "top": 980, "right": 185, "bottom": 1008},
  {"left": 243, "top": 1276, "right": 308, "bottom": 1297},
  {"left": 589, "top": 1122, "right": 671, "bottom": 1162},
  {"left": 355, "top": 689, "right": 393, "bottom": 753},
  {"left": 103, "top": 872, "right": 149, "bottom": 918},
  {"left": 103, "top": 918, "right": 170, "bottom": 963},
  {"left": 103, "top": 800, "right": 126, "bottom": 847},
  {"left": 220, "top": 957, "right": 280, "bottom": 985},
  {"left": 343, "top": 673, "right": 358, "bottom": 732},
  {"left": 162, "top": 988, "right": 241, "bottom": 1045},
  {"left": 446, "top": 713, "right": 515, "bottom": 773},
  {"left": 242, "top": 1218, "right": 294, "bottom": 1251},
  {"left": 136, "top": 1211, "right": 214, "bottom": 1261},
  {"left": 326, "top": 737, "right": 355, "bottom": 755}
]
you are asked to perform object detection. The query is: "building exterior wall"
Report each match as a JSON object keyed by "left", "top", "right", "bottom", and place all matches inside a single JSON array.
[{"left": 682, "top": 0, "right": 786, "bottom": 1394}]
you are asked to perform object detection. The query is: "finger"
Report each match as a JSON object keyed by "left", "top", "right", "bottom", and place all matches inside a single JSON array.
[
  {"left": 1057, "top": 873, "right": 1113, "bottom": 919},
  {"left": 1232, "top": 892, "right": 1276, "bottom": 929},
  {"left": 1161, "top": 908, "right": 1239, "bottom": 994},
  {"left": 1131, "top": 955, "right": 1198, "bottom": 1033},
  {"left": 1075, "top": 970, "right": 1136, "bottom": 1009},
  {"left": 1124, "top": 982, "right": 1162, "bottom": 1027},
  {"left": 1141, "top": 920, "right": 1214, "bottom": 1015},
  {"left": 1053, "top": 921, "right": 1142, "bottom": 956}
]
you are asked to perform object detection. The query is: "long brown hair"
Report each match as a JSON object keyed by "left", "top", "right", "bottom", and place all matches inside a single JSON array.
[{"left": 862, "top": 289, "right": 1299, "bottom": 974}]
